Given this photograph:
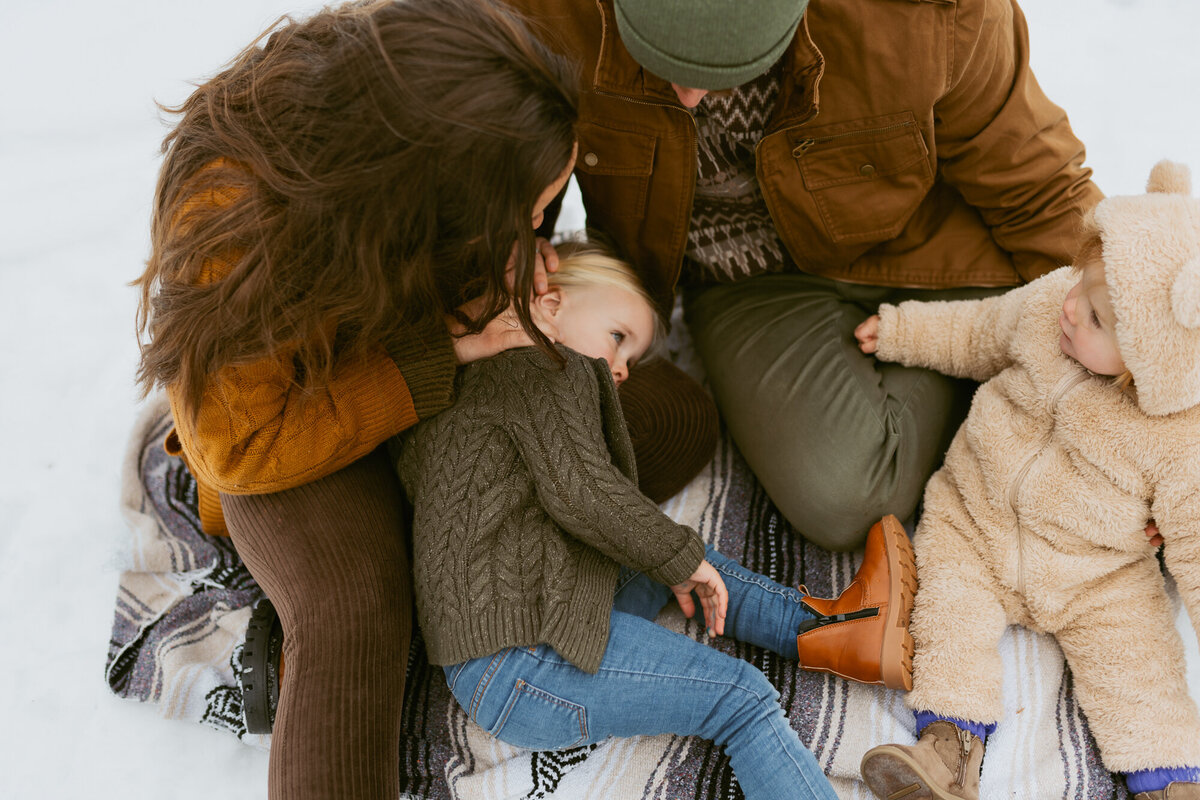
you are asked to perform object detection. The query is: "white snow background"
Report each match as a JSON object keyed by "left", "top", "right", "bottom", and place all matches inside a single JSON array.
[{"left": 1, "top": 1, "right": 1198, "bottom": 797}]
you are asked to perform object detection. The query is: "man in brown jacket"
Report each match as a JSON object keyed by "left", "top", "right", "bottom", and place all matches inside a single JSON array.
[{"left": 513, "top": 0, "right": 1103, "bottom": 551}]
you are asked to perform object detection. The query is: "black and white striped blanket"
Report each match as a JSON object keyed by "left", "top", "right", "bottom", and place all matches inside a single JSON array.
[{"left": 106, "top": 390, "right": 1130, "bottom": 799}]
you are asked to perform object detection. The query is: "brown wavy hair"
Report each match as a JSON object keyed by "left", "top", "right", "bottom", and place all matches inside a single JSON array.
[{"left": 134, "top": 0, "right": 578, "bottom": 413}]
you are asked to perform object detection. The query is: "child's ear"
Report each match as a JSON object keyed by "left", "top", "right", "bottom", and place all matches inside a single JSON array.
[{"left": 534, "top": 286, "right": 564, "bottom": 318}]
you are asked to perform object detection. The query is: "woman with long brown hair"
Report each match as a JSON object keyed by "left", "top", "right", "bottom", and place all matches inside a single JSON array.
[{"left": 134, "top": 0, "right": 577, "bottom": 796}]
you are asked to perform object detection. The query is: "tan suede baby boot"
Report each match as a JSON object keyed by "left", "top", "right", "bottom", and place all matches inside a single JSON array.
[
  {"left": 860, "top": 720, "right": 983, "bottom": 800},
  {"left": 1134, "top": 783, "right": 1200, "bottom": 800}
]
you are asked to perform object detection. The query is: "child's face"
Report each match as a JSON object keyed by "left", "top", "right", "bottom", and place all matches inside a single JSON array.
[
  {"left": 1059, "top": 260, "right": 1126, "bottom": 376},
  {"left": 540, "top": 283, "right": 656, "bottom": 386}
]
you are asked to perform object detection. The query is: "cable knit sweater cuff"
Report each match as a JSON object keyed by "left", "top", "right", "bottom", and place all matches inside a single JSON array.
[
  {"left": 386, "top": 323, "right": 458, "bottom": 421},
  {"left": 648, "top": 531, "right": 707, "bottom": 588}
]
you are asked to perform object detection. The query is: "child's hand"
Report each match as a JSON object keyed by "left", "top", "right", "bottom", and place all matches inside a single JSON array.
[
  {"left": 855, "top": 315, "right": 881, "bottom": 354},
  {"left": 671, "top": 560, "right": 728, "bottom": 637}
]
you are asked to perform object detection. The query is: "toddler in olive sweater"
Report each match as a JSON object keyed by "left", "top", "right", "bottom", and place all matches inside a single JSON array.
[{"left": 394, "top": 241, "right": 911, "bottom": 800}]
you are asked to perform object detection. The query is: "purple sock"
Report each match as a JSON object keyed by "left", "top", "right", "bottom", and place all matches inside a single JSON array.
[
  {"left": 1124, "top": 766, "right": 1200, "bottom": 794},
  {"left": 913, "top": 711, "right": 996, "bottom": 743}
]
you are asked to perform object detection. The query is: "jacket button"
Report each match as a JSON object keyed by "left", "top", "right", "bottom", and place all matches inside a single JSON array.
[
  {"left": 584, "top": 152, "right": 599, "bottom": 167},
  {"left": 859, "top": 163, "right": 876, "bottom": 177}
]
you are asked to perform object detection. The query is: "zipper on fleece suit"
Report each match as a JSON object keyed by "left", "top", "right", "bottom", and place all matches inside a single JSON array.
[{"left": 1006, "top": 370, "right": 1090, "bottom": 596}]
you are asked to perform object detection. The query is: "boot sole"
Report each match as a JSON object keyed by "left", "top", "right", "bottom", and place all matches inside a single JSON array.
[
  {"left": 241, "top": 597, "right": 283, "bottom": 734},
  {"left": 861, "top": 745, "right": 961, "bottom": 800},
  {"left": 877, "top": 515, "right": 916, "bottom": 692}
]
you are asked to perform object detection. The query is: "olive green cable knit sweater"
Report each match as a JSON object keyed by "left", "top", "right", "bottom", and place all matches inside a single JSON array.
[{"left": 394, "top": 347, "right": 705, "bottom": 674}]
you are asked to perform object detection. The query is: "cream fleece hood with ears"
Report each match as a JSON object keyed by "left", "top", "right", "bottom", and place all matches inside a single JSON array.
[{"left": 1095, "top": 160, "right": 1200, "bottom": 416}]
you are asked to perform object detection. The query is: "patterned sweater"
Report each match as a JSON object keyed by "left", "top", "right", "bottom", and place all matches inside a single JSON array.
[
  {"left": 686, "top": 64, "right": 788, "bottom": 283},
  {"left": 394, "top": 347, "right": 706, "bottom": 674}
]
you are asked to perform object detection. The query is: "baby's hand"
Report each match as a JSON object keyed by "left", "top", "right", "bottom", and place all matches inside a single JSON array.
[{"left": 855, "top": 314, "right": 881, "bottom": 354}]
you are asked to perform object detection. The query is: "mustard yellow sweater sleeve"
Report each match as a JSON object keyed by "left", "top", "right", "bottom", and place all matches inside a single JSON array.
[
  {"left": 168, "top": 322, "right": 456, "bottom": 499},
  {"left": 161, "top": 165, "right": 457, "bottom": 532}
]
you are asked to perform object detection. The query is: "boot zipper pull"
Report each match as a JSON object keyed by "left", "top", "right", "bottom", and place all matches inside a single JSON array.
[
  {"left": 954, "top": 728, "right": 972, "bottom": 788},
  {"left": 796, "top": 601, "right": 880, "bottom": 633}
]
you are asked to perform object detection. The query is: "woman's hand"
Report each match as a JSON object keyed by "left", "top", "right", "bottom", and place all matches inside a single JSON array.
[
  {"left": 671, "top": 560, "right": 728, "bottom": 637},
  {"left": 855, "top": 314, "right": 881, "bottom": 354},
  {"left": 448, "top": 237, "right": 561, "bottom": 365},
  {"left": 508, "top": 237, "right": 560, "bottom": 296},
  {"left": 447, "top": 296, "right": 558, "bottom": 365},
  {"left": 1145, "top": 521, "right": 1163, "bottom": 547}
]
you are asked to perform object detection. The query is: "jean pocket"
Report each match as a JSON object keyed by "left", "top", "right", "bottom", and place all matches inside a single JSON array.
[{"left": 485, "top": 679, "right": 588, "bottom": 751}]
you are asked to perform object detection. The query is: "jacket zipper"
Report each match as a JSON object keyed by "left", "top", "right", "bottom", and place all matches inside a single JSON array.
[
  {"left": 756, "top": 109, "right": 819, "bottom": 269},
  {"left": 1006, "top": 371, "right": 1089, "bottom": 595},
  {"left": 791, "top": 120, "right": 917, "bottom": 157}
]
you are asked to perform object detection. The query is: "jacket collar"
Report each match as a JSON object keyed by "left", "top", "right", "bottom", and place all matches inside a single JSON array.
[{"left": 590, "top": 0, "right": 823, "bottom": 130}]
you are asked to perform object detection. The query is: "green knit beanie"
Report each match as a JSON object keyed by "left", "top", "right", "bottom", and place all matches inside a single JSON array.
[{"left": 613, "top": 0, "right": 809, "bottom": 90}]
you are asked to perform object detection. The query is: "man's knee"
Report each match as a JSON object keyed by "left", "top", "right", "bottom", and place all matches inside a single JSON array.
[{"left": 769, "top": 473, "right": 920, "bottom": 553}]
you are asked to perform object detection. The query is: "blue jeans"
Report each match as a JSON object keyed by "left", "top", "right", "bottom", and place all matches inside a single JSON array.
[{"left": 443, "top": 547, "right": 837, "bottom": 800}]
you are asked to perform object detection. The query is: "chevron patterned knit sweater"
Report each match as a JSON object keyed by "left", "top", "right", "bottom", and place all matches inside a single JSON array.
[
  {"left": 394, "top": 347, "right": 705, "bottom": 674},
  {"left": 686, "top": 64, "right": 788, "bottom": 283}
]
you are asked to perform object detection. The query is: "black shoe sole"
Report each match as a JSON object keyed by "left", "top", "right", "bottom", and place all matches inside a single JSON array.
[{"left": 241, "top": 597, "right": 283, "bottom": 734}]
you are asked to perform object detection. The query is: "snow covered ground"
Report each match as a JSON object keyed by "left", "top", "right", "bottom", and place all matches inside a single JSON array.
[{"left": 1, "top": 1, "right": 1197, "bottom": 797}]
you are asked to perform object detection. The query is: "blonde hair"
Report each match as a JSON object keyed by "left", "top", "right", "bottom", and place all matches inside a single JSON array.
[
  {"left": 1075, "top": 213, "right": 1135, "bottom": 392},
  {"left": 549, "top": 240, "right": 668, "bottom": 357}
]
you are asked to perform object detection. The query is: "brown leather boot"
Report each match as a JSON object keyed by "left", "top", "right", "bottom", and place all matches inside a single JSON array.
[
  {"left": 860, "top": 720, "right": 984, "bottom": 800},
  {"left": 1135, "top": 783, "right": 1200, "bottom": 800},
  {"left": 796, "top": 514, "right": 916, "bottom": 690}
]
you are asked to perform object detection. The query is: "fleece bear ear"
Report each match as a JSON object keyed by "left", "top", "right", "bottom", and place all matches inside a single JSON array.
[
  {"left": 1147, "top": 160, "right": 1192, "bottom": 196},
  {"left": 1174, "top": 257, "right": 1200, "bottom": 329}
]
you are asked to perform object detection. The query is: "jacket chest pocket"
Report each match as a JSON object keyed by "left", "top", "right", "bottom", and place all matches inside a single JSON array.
[
  {"left": 574, "top": 120, "right": 656, "bottom": 220},
  {"left": 789, "top": 112, "right": 933, "bottom": 244}
]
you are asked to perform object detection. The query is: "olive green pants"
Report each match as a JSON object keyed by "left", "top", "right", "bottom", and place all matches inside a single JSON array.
[{"left": 685, "top": 272, "right": 1003, "bottom": 552}]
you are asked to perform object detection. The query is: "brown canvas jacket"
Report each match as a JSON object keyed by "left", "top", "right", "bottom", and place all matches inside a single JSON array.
[{"left": 511, "top": 0, "right": 1104, "bottom": 313}]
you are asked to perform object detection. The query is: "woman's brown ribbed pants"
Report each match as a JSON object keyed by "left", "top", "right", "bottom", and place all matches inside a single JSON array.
[
  {"left": 215, "top": 359, "right": 718, "bottom": 799},
  {"left": 221, "top": 447, "right": 410, "bottom": 800}
]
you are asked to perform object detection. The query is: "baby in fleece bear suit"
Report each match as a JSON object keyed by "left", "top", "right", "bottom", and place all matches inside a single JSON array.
[{"left": 854, "top": 161, "right": 1200, "bottom": 800}]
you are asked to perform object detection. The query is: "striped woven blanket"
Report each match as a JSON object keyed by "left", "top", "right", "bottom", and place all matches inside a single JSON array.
[{"left": 106, "top": 391, "right": 1131, "bottom": 799}]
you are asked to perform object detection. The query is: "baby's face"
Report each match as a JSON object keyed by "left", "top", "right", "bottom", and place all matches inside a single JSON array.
[
  {"left": 1059, "top": 260, "right": 1126, "bottom": 376},
  {"left": 547, "top": 283, "right": 656, "bottom": 386}
]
